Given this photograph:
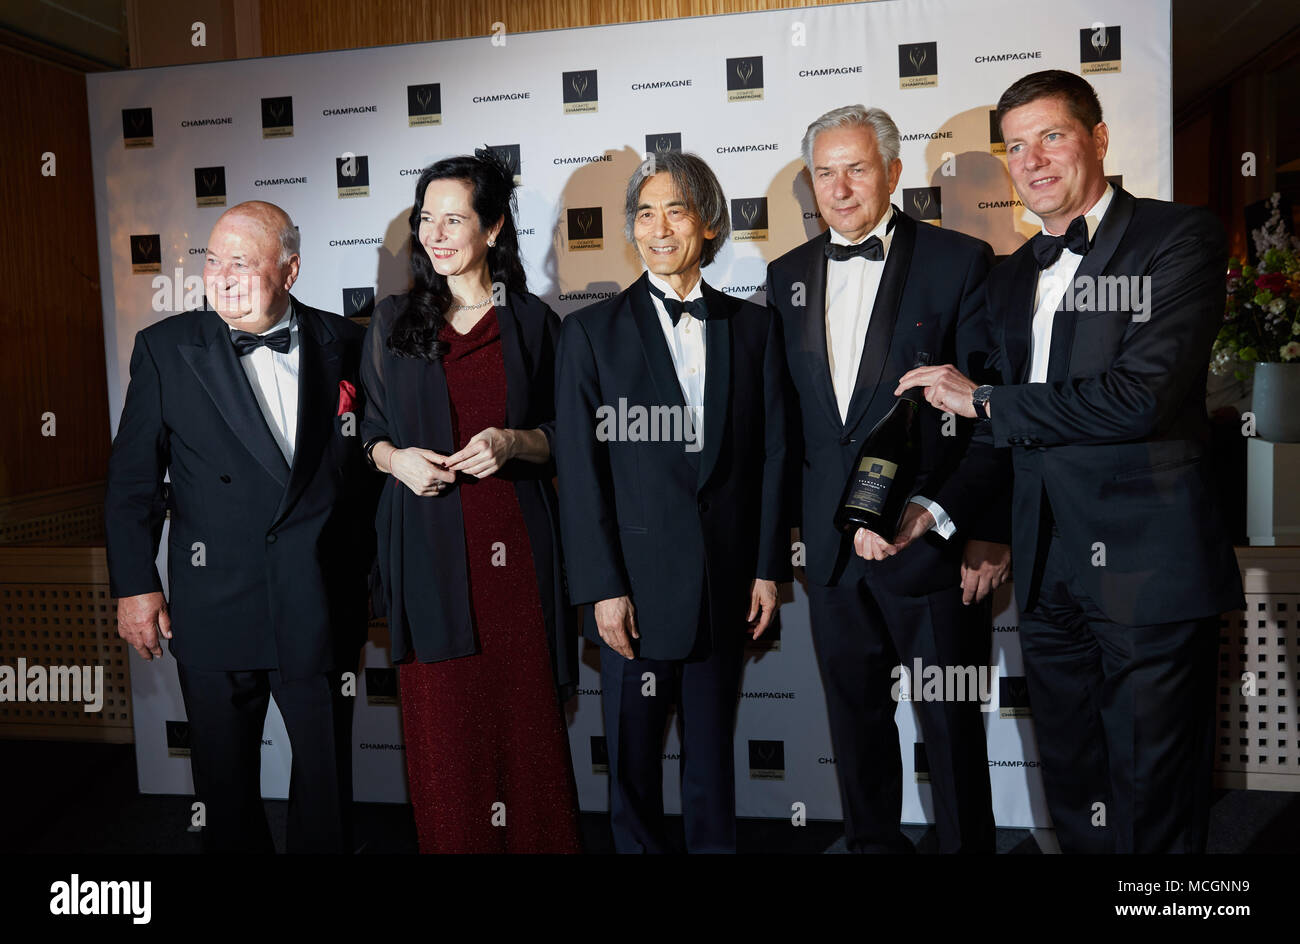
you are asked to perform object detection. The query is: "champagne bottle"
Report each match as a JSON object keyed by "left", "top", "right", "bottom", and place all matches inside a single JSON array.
[{"left": 833, "top": 352, "right": 930, "bottom": 542}]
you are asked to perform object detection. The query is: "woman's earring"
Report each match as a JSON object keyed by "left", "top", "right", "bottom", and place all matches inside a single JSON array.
[{"left": 487, "top": 238, "right": 496, "bottom": 247}]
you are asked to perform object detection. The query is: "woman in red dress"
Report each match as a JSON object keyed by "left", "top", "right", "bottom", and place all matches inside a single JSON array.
[{"left": 359, "top": 151, "right": 581, "bottom": 853}]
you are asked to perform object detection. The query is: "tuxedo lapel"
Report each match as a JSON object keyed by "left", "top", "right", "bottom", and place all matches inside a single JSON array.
[
  {"left": 1002, "top": 248, "right": 1038, "bottom": 383},
  {"left": 1044, "top": 187, "right": 1136, "bottom": 381},
  {"left": 794, "top": 233, "right": 842, "bottom": 433},
  {"left": 843, "top": 207, "right": 914, "bottom": 434},
  {"left": 272, "top": 301, "right": 342, "bottom": 526},
  {"left": 629, "top": 273, "right": 688, "bottom": 413},
  {"left": 179, "top": 309, "right": 290, "bottom": 487},
  {"left": 697, "top": 283, "right": 732, "bottom": 491}
]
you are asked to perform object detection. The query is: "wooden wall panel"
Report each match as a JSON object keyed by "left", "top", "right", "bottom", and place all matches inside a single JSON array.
[
  {"left": 260, "top": 0, "right": 849, "bottom": 56},
  {"left": 0, "top": 46, "right": 111, "bottom": 502}
]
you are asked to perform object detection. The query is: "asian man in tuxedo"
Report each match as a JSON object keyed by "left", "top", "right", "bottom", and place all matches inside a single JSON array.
[
  {"left": 767, "top": 105, "right": 1010, "bottom": 853},
  {"left": 898, "top": 70, "right": 1245, "bottom": 853},
  {"left": 106, "top": 201, "right": 378, "bottom": 852},
  {"left": 554, "top": 152, "right": 789, "bottom": 853}
]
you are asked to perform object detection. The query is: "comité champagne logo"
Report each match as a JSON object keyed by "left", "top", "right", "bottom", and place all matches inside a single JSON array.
[
  {"left": 365, "top": 667, "right": 398, "bottom": 707},
  {"left": 566, "top": 207, "right": 603, "bottom": 251},
  {"left": 487, "top": 143, "right": 521, "bottom": 185},
  {"left": 998, "top": 674, "right": 1031, "bottom": 719},
  {"left": 730, "top": 197, "right": 769, "bottom": 242},
  {"left": 165, "top": 720, "right": 191, "bottom": 758},
  {"left": 902, "top": 186, "right": 942, "bottom": 225},
  {"left": 726, "top": 56, "right": 764, "bottom": 102},
  {"left": 898, "top": 41, "right": 938, "bottom": 89},
  {"left": 1080, "top": 24, "right": 1121, "bottom": 74},
  {"left": 590, "top": 735, "right": 609, "bottom": 775},
  {"left": 989, "top": 109, "right": 1005, "bottom": 155},
  {"left": 748, "top": 739, "right": 785, "bottom": 780},
  {"left": 336, "top": 153, "right": 370, "bottom": 199},
  {"left": 122, "top": 107, "right": 153, "bottom": 148},
  {"left": 563, "top": 69, "right": 598, "bottom": 114},
  {"left": 914, "top": 742, "right": 931, "bottom": 784},
  {"left": 194, "top": 166, "right": 227, "bottom": 208},
  {"left": 645, "top": 133, "right": 682, "bottom": 157},
  {"left": 343, "top": 286, "right": 376, "bottom": 320},
  {"left": 407, "top": 83, "right": 442, "bottom": 127},
  {"left": 130, "top": 233, "right": 162, "bottom": 275},
  {"left": 261, "top": 95, "right": 294, "bottom": 138}
]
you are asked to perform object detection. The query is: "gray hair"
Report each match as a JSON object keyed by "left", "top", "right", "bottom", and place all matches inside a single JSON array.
[
  {"left": 277, "top": 219, "right": 300, "bottom": 265},
  {"left": 623, "top": 151, "right": 730, "bottom": 267},
  {"left": 801, "top": 105, "right": 901, "bottom": 172}
]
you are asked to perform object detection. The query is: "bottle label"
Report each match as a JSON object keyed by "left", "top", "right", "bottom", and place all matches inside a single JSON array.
[{"left": 845, "top": 457, "right": 897, "bottom": 515}]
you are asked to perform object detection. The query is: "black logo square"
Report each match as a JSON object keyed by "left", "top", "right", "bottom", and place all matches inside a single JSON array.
[
  {"left": 487, "top": 144, "right": 521, "bottom": 181},
  {"left": 727, "top": 56, "right": 763, "bottom": 90},
  {"left": 902, "top": 186, "right": 941, "bottom": 221},
  {"left": 122, "top": 107, "right": 153, "bottom": 139},
  {"left": 365, "top": 667, "right": 397, "bottom": 698},
  {"left": 590, "top": 735, "right": 609, "bottom": 767},
  {"left": 407, "top": 83, "right": 442, "bottom": 116},
  {"left": 343, "top": 286, "right": 376, "bottom": 317},
  {"left": 1080, "top": 25, "right": 1121, "bottom": 62},
  {"left": 336, "top": 155, "right": 370, "bottom": 187},
  {"left": 914, "top": 741, "right": 930, "bottom": 776},
  {"left": 194, "top": 166, "right": 226, "bottom": 198},
  {"left": 130, "top": 234, "right": 162, "bottom": 266},
  {"left": 730, "top": 197, "right": 769, "bottom": 231},
  {"left": 261, "top": 96, "right": 293, "bottom": 128},
  {"left": 748, "top": 739, "right": 785, "bottom": 770},
  {"left": 1106, "top": 174, "right": 1123, "bottom": 190},
  {"left": 567, "top": 206, "right": 603, "bottom": 239},
  {"left": 1000, "top": 675, "right": 1031, "bottom": 709},
  {"left": 645, "top": 133, "right": 682, "bottom": 155},
  {"left": 563, "top": 70, "right": 598, "bottom": 103},
  {"left": 165, "top": 720, "right": 191, "bottom": 749},
  {"left": 899, "top": 42, "right": 938, "bottom": 77},
  {"left": 989, "top": 109, "right": 1004, "bottom": 145}
]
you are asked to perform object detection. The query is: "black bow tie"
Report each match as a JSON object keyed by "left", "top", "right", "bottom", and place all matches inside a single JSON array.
[
  {"left": 1031, "top": 215, "right": 1091, "bottom": 269},
  {"left": 826, "top": 235, "right": 884, "bottom": 262},
  {"left": 231, "top": 327, "right": 291, "bottom": 356},
  {"left": 648, "top": 283, "right": 708, "bottom": 327}
]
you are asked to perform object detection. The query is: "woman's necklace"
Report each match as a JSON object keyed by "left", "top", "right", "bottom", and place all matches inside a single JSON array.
[{"left": 448, "top": 296, "right": 492, "bottom": 312}]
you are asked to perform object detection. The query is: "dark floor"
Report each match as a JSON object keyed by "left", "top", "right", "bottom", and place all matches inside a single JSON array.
[{"left": 4, "top": 740, "right": 1297, "bottom": 853}]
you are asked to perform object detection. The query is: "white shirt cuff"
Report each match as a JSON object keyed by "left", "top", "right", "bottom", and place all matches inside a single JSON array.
[{"left": 909, "top": 496, "right": 955, "bottom": 540}]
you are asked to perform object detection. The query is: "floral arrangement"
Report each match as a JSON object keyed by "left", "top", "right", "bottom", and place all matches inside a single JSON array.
[{"left": 1212, "top": 193, "right": 1300, "bottom": 378}]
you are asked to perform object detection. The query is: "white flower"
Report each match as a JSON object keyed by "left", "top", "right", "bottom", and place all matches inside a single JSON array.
[{"left": 1281, "top": 341, "right": 1300, "bottom": 361}]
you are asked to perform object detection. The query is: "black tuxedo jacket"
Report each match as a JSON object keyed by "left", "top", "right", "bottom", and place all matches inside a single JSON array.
[
  {"left": 985, "top": 187, "right": 1245, "bottom": 624},
  {"left": 554, "top": 273, "right": 790, "bottom": 660},
  {"left": 767, "top": 208, "right": 1007, "bottom": 591},
  {"left": 105, "top": 298, "right": 378, "bottom": 681}
]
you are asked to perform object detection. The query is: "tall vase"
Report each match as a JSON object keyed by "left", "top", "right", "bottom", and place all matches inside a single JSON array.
[{"left": 1252, "top": 362, "right": 1300, "bottom": 442}]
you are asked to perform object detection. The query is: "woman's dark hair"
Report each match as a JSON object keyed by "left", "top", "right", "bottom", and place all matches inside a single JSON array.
[{"left": 387, "top": 149, "right": 528, "bottom": 360}]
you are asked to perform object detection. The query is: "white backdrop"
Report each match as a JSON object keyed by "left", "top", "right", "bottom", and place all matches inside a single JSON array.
[{"left": 87, "top": 0, "right": 1171, "bottom": 829}]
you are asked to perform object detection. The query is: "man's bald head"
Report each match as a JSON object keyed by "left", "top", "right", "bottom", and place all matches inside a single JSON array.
[
  {"left": 213, "top": 201, "right": 300, "bottom": 265},
  {"left": 204, "top": 200, "right": 301, "bottom": 332}
]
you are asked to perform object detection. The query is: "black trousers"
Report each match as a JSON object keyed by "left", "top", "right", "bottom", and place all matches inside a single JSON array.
[
  {"left": 1019, "top": 529, "right": 1219, "bottom": 853},
  {"left": 176, "top": 663, "right": 355, "bottom": 853},
  {"left": 599, "top": 624, "right": 743, "bottom": 854},
  {"left": 806, "top": 560, "right": 995, "bottom": 853}
]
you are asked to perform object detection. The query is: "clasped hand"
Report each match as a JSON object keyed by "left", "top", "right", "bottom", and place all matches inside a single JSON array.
[{"left": 390, "top": 428, "right": 516, "bottom": 496}]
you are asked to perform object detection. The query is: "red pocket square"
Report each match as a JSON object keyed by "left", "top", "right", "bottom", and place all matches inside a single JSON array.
[{"left": 337, "top": 379, "right": 357, "bottom": 416}]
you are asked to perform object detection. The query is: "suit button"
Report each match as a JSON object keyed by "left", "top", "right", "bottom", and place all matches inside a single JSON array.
[
  {"left": 840, "top": 436, "right": 851, "bottom": 445},
  {"left": 266, "top": 533, "right": 277, "bottom": 544},
  {"left": 698, "top": 500, "right": 710, "bottom": 513},
  {"left": 219, "top": 474, "right": 231, "bottom": 483}
]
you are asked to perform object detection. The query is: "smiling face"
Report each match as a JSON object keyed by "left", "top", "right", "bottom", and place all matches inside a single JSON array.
[
  {"left": 810, "top": 124, "right": 902, "bottom": 243},
  {"left": 417, "top": 177, "right": 501, "bottom": 280},
  {"left": 1002, "top": 94, "right": 1109, "bottom": 234},
  {"left": 203, "top": 211, "right": 297, "bottom": 333},
  {"left": 632, "top": 172, "right": 716, "bottom": 292}
]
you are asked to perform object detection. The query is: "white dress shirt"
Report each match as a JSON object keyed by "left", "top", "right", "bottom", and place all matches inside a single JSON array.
[
  {"left": 647, "top": 269, "right": 707, "bottom": 449},
  {"left": 825, "top": 209, "right": 954, "bottom": 539},
  {"left": 231, "top": 303, "right": 300, "bottom": 466},
  {"left": 1028, "top": 184, "right": 1114, "bottom": 383}
]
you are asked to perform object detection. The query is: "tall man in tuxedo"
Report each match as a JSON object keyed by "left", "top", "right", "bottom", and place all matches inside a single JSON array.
[
  {"left": 106, "top": 201, "right": 377, "bottom": 852},
  {"left": 767, "top": 105, "right": 1009, "bottom": 853},
  {"left": 555, "top": 152, "right": 789, "bottom": 853},
  {"left": 899, "top": 71, "right": 1245, "bottom": 853}
]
